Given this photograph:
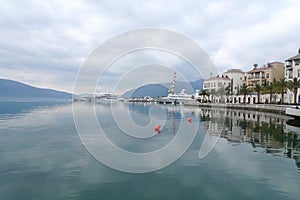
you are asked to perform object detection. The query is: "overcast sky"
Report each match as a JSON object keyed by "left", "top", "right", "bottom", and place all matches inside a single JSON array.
[{"left": 1, "top": 0, "right": 300, "bottom": 93}]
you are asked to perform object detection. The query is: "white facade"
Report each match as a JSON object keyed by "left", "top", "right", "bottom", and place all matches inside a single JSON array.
[
  {"left": 285, "top": 49, "right": 300, "bottom": 104},
  {"left": 223, "top": 69, "right": 245, "bottom": 95},
  {"left": 203, "top": 76, "right": 231, "bottom": 93},
  {"left": 203, "top": 76, "right": 231, "bottom": 102}
]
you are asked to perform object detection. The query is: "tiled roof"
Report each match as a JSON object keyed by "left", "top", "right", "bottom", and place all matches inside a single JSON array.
[
  {"left": 205, "top": 76, "right": 231, "bottom": 81},
  {"left": 247, "top": 67, "right": 274, "bottom": 73},
  {"left": 268, "top": 61, "right": 284, "bottom": 65},
  {"left": 224, "top": 69, "right": 244, "bottom": 74}
]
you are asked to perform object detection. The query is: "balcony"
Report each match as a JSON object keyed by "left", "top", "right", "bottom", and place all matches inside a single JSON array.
[
  {"left": 286, "top": 61, "right": 292, "bottom": 66},
  {"left": 248, "top": 76, "right": 263, "bottom": 80}
]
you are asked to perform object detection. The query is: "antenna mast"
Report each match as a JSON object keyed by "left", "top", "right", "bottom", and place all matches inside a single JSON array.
[{"left": 168, "top": 72, "right": 176, "bottom": 94}]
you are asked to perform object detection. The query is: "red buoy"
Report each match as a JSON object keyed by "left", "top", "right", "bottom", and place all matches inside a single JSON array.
[
  {"left": 154, "top": 124, "right": 161, "bottom": 133},
  {"left": 187, "top": 117, "right": 192, "bottom": 123}
]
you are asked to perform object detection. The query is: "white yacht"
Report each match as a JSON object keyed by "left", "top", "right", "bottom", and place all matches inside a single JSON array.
[
  {"left": 159, "top": 89, "right": 193, "bottom": 105},
  {"left": 73, "top": 92, "right": 118, "bottom": 102}
]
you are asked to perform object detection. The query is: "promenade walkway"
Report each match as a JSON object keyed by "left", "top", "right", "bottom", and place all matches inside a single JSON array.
[{"left": 185, "top": 102, "right": 292, "bottom": 114}]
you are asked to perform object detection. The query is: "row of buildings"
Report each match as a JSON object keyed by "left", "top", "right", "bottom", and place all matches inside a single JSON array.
[{"left": 202, "top": 48, "right": 300, "bottom": 104}]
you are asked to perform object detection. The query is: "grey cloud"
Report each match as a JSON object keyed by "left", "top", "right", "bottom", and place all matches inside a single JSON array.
[{"left": 0, "top": 0, "right": 300, "bottom": 92}]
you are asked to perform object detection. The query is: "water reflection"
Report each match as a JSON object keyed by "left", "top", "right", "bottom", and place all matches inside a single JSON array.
[
  {"left": 196, "top": 107, "right": 300, "bottom": 170},
  {"left": 1, "top": 101, "right": 300, "bottom": 199},
  {"left": 0, "top": 101, "right": 70, "bottom": 118},
  {"left": 115, "top": 102, "right": 300, "bottom": 169}
]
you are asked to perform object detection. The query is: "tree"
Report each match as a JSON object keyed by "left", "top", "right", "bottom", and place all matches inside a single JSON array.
[
  {"left": 217, "top": 86, "right": 226, "bottom": 103},
  {"left": 239, "top": 85, "right": 251, "bottom": 104},
  {"left": 225, "top": 85, "right": 231, "bottom": 102},
  {"left": 201, "top": 89, "right": 210, "bottom": 102},
  {"left": 253, "top": 84, "right": 263, "bottom": 104},
  {"left": 210, "top": 89, "right": 216, "bottom": 103},
  {"left": 201, "top": 89, "right": 209, "bottom": 96},
  {"left": 253, "top": 64, "right": 258, "bottom": 69},
  {"left": 288, "top": 77, "right": 300, "bottom": 104},
  {"left": 225, "top": 85, "right": 231, "bottom": 96},
  {"left": 275, "top": 78, "right": 287, "bottom": 104},
  {"left": 264, "top": 82, "right": 276, "bottom": 104}
]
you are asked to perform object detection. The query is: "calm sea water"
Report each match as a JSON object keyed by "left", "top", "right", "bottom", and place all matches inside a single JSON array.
[{"left": 0, "top": 101, "right": 300, "bottom": 200}]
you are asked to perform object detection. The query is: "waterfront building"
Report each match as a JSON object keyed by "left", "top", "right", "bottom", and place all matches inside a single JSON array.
[
  {"left": 285, "top": 48, "right": 300, "bottom": 104},
  {"left": 222, "top": 69, "right": 245, "bottom": 95},
  {"left": 203, "top": 76, "right": 231, "bottom": 102},
  {"left": 203, "top": 76, "right": 231, "bottom": 92},
  {"left": 246, "top": 62, "right": 284, "bottom": 88}
]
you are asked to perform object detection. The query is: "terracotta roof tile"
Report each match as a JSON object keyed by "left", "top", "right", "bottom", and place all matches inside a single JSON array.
[
  {"left": 247, "top": 67, "right": 274, "bottom": 73},
  {"left": 205, "top": 76, "right": 231, "bottom": 81},
  {"left": 224, "top": 69, "right": 245, "bottom": 74}
]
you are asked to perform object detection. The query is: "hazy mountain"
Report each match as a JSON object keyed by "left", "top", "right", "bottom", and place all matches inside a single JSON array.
[
  {"left": 0, "top": 79, "right": 72, "bottom": 100},
  {"left": 166, "top": 79, "right": 203, "bottom": 94},
  {"left": 122, "top": 79, "right": 203, "bottom": 98},
  {"left": 122, "top": 84, "right": 169, "bottom": 98}
]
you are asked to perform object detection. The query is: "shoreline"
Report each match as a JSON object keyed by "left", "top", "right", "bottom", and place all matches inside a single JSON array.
[{"left": 184, "top": 102, "right": 291, "bottom": 115}]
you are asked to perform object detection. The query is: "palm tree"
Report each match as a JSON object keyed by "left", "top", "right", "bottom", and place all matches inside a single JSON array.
[
  {"left": 239, "top": 85, "right": 251, "bottom": 104},
  {"left": 201, "top": 89, "right": 210, "bottom": 102},
  {"left": 201, "top": 89, "right": 208, "bottom": 96},
  {"left": 288, "top": 77, "right": 300, "bottom": 104},
  {"left": 217, "top": 86, "right": 226, "bottom": 103},
  {"left": 253, "top": 84, "right": 263, "bottom": 104},
  {"left": 225, "top": 85, "right": 231, "bottom": 103},
  {"left": 210, "top": 89, "right": 216, "bottom": 103},
  {"left": 264, "top": 82, "right": 276, "bottom": 104},
  {"left": 253, "top": 63, "right": 258, "bottom": 69},
  {"left": 225, "top": 85, "right": 231, "bottom": 95},
  {"left": 275, "top": 78, "right": 288, "bottom": 104}
]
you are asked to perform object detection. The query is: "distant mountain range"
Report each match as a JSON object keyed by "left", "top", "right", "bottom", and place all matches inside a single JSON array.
[
  {"left": 0, "top": 78, "right": 203, "bottom": 100},
  {"left": 122, "top": 79, "right": 203, "bottom": 98},
  {"left": 122, "top": 84, "right": 169, "bottom": 98},
  {"left": 0, "top": 79, "right": 72, "bottom": 100}
]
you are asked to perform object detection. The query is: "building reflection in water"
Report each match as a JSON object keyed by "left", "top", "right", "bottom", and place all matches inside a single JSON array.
[{"left": 197, "top": 107, "right": 300, "bottom": 170}]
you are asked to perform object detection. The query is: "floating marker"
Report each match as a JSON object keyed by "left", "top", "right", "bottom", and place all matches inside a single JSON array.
[
  {"left": 187, "top": 117, "right": 192, "bottom": 123},
  {"left": 154, "top": 124, "right": 161, "bottom": 133}
]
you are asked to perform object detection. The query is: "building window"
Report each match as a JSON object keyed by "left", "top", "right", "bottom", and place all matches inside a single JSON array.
[
  {"left": 298, "top": 69, "right": 300, "bottom": 77},
  {"left": 266, "top": 73, "right": 269, "bottom": 78},
  {"left": 289, "top": 70, "right": 293, "bottom": 78}
]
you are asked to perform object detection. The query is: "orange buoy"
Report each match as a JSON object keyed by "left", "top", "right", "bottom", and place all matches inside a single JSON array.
[
  {"left": 154, "top": 124, "right": 161, "bottom": 133},
  {"left": 187, "top": 117, "right": 192, "bottom": 123}
]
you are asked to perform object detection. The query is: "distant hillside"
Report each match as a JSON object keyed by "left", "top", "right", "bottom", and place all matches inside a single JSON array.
[
  {"left": 122, "top": 79, "right": 203, "bottom": 98},
  {"left": 165, "top": 79, "right": 203, "bottom": 94},
  {"left": 122, "top": 84, "right": 168, "bottom": 98},
  {"left": 0, "top": 79, "right": 71, "bottom": 100}
]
